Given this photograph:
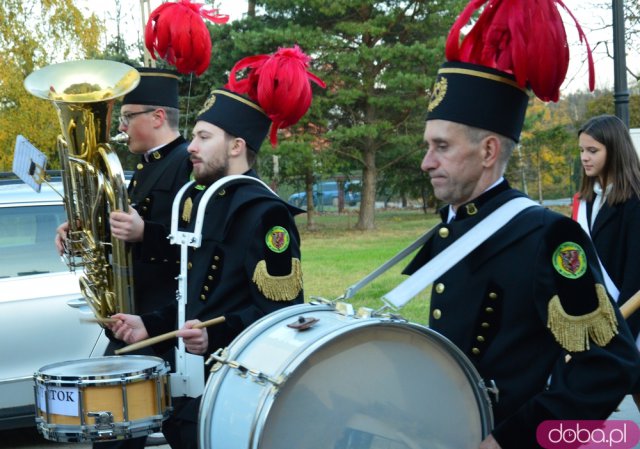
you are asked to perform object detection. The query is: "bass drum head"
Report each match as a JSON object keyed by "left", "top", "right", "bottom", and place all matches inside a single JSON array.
[{"left": 257, "top": 322, "right": 491, "bottom": 449}]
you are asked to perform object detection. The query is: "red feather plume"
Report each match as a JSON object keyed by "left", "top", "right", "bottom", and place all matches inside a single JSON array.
[
  {"left": 227, "top": 45, "right": 327, "bottom": 146},
  {"left": 145, "top": 0, "right": 229, "bottom": 76},
  {"left": 445, "top": 0, "right": 594, "bottom": 102}
]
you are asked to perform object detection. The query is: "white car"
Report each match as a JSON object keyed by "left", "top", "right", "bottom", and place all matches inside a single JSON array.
[{"left": 0, "top": 178, "right": 108, "bottom": 430}]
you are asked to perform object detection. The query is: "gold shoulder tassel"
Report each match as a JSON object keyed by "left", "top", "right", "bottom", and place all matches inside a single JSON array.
[
  {"left": 547, "top": 283, "right": 619, "bottom": 352},
  {"left": 252, "top": 258, "right": 302, "bottom": 301}
]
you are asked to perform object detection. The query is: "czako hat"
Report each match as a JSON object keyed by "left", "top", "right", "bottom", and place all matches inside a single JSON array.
[
  {"left": 122, "top": 67, "right": 180, "bottom": 109},
  {"left": 427, "top": 0, "right": 595, "bottom": 143},
  {"left": 196, "top": 88, "right": 271, "bottom": 153},
  {"left": 196, "top": 45, "right": 326, "bottom": 153},
  {"left": 427, "top": 61, "right": 529, "bottom": 143}
]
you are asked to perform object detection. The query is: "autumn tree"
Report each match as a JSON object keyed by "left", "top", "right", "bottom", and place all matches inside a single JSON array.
[
  {"left": 584, "top": 91, "right": 640, "bottom": 127},
  {"left": 514, "top": 99, "right": 576, "bottom": 201},
  {"left": 0, "top": 0, "right": 103, "bottom": 171}
]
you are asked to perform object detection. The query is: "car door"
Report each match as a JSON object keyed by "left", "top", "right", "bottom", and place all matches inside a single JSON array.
[{"left": 0, "top": 197, "right": 108, "bottom": 429}]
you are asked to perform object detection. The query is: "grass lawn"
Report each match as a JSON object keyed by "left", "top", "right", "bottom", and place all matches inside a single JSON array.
[
  {"left": 294, "top": 204, "right": 571, "bottom": 325},
  {"left": 295, "top": 209, "right": 441, "bottom": 326}
]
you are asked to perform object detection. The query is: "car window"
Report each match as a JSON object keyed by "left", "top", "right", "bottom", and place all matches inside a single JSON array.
[
  {"left": 0, "top": 205, "right": 67, "bottom": 278},
  {"left": 316, "top": 182, "right": 337, "bottom": 191}
]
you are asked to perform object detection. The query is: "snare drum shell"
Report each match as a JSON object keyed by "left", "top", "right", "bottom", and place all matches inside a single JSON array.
[
  {"left": 199, "top": 303, "right": 493, "bottom": 449},
  {"left": 34, "top": 355, "right": 171, "bottom": 442}
]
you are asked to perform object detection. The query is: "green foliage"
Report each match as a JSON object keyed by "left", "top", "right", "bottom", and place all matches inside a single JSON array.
[{"left": 243, "top": 0, "right": 466, "bottom": 229}]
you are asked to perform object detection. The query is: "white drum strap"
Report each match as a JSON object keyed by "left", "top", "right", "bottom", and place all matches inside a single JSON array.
[
  {"left": 382, "top": 197, "right": 539, "bottom": 309},
  {"left": 575, "top": 199, "right": 620, "bottom": 301},
  {"left": 168, "top": 175, "right": 277, "bottom": 397}
]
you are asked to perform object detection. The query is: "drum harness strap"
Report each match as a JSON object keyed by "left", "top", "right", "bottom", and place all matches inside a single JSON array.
[
  {"left": 169, "top": 175, "right": 278, "bottom": 396},
  {"left": 338, "top": 197, "right": 539, "bottom": 404},
  {"left": 338, "top": 198, "right": 539, "bottom": 308},
  {"left": 382, "top": 196, "right": 539, "bottom": 308}
]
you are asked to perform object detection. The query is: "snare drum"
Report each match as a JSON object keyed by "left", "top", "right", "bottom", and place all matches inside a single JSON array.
[
  {"left": 199, "top": 303, "right": 493, "bottom": 449},
  {"left": 34, "top": 355, "right": 171, "bottom": 442}
]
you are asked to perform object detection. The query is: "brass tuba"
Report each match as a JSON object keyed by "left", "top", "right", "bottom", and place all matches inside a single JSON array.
[{"left": 24, "top": 59, "right": 140, "bottom": 319}]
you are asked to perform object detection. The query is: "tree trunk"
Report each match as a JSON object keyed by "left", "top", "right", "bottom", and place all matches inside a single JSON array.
[
  {"left": 304, "top": 170, "right": 317, "bottom": 231},
  {"left": 516, "top": 144, "right": 528, "bottom": 195},
  {"left": 248, "top": 1, "right": 256, "bottom": 17},
  {"left": 537, "top": 148, "right": 543, "bottom": 203},
  {"left": 356, "top": 148, "right": 376, "bottom": 230},
  {"left": 337, "top": 177, "right": 345, "bottom": 213}
]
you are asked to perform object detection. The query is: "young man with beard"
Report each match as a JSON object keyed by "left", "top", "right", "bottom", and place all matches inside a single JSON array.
[{"left": 108, "top": 46, "right": 325, "bottom": 449}]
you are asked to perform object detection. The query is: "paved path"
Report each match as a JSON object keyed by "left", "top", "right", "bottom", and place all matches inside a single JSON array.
[{"left": 610, "top": 395, "right": 640, "bottom": 449}]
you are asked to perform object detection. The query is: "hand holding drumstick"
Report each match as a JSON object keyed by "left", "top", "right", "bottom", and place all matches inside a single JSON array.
[{"left": 109, "top": 314, "right": 225, "bottom": 356}]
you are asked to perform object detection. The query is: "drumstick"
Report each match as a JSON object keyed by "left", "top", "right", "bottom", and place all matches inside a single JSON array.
[
  {"left": 114, "top": 316, "right": 226, "bottom": 355},
  {"left": 619, "top": 289, "right": 640, "bottom": 319}
]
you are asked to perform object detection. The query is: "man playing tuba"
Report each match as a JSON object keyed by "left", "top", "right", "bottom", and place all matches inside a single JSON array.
[{"left": 55, "top": 67, "right": 192, "bottom": 449}]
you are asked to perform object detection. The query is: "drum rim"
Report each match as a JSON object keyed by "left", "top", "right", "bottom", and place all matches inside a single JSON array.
[
  {"left": 34, "top": 355, "right": 169, "bottom": 383},
  {"left": 200, "top": 303, "right": 494, "bottom": 448},
  {"left": 36, "top": 416, "right": 165, "bottom": 443}
]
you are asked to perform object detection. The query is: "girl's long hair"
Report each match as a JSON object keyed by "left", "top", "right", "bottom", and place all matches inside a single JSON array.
[{"left": 578, "top": 114, "right": 640, "bottom": 204}]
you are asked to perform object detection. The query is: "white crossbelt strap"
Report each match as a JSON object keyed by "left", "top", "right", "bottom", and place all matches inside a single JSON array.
[
  {"left": 577, "top": 200, "right": 640, "bottom": 349},
  {"left": 167, "top": 175, "right": 275, "bottom": 397},
  {"left": 382, "top": 197, "right": 539, "bottom": 309},
  {"left": 575, "top": 199, "right": 620, "bottom": 301}
]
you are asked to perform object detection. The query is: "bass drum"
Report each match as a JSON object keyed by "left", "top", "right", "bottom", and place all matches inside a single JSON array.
[{"left": 199, "top": 303, "right": 493, "bottom": 449}]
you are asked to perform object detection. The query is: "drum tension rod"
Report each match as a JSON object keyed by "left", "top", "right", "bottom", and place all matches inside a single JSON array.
[
  {"left": 87, "top": 411, "right": 115, "bottom": 429},
  {"left": 484, "top": 379, "right": 499, "bottom": 403},
  {"left": 206, "top": 349, "right": 283, "bottom": 387}
]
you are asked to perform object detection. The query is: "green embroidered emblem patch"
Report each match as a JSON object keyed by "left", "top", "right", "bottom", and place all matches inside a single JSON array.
[
  {"left": 552, "top": 241, "right": 587, "bottom": 279},
  {"left": 265, "top": 226, "right": 290, "bottom": 253}
]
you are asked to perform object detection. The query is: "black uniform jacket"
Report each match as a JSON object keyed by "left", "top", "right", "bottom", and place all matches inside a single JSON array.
[
  {"left": 127, "top": 136, "right": 191, "bottom": 315},
  {"left": 585, "top": 195, "right": 640, "bottom": 337},
  {"left": 403, "top": 181, "right": 640, "bottom": 449},
  {"left": 141, "top": 170, "right": 304, "bottom": 370},
  {"left": 104, "top": 137, "right": 191, "bottom": 364}
]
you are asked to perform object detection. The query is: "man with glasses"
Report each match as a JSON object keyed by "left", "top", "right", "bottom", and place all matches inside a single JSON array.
[{"left": 55, "top": 66, "right": 192, "bottom": 449}]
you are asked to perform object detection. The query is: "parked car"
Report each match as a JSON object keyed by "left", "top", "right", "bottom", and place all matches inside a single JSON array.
[
  {"left": 0, "top": 178, "right": 109, "bottom": 431},
  {"left": 288, "top": 180, "right": 361, "bottom": 208}
]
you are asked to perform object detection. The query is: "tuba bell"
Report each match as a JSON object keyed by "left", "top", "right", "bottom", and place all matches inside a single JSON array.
[{"left": 24, "top": 59, "right": 140, "bottom": 319}]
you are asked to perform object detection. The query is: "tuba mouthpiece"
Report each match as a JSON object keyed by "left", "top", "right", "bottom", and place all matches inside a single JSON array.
[{"left": 110, "top": 132, "right": 130, "bottom": 144}]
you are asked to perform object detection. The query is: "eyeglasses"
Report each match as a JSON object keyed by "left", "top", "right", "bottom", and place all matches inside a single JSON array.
[{"left": 118, "top": 109, "right": 156, "bottom": 126}]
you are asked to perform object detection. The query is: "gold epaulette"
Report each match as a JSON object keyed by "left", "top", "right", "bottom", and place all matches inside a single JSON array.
[
  {"left": 547, "top": 283, "right": 619, "bottom": 352},
  {"left": 252, "top": 258, "right": 302, "bottom": 302}
]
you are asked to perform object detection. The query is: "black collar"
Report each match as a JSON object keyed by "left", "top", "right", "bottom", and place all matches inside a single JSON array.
[
  {"left": 439, "top": 179, "right": 511, "bottom": 222},
  {"left": 139, "top": 135, "right": 187, "bottom": 164}
]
